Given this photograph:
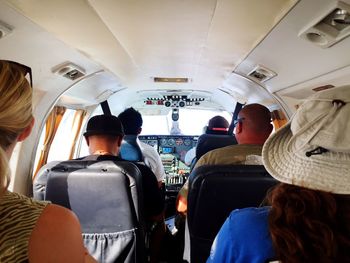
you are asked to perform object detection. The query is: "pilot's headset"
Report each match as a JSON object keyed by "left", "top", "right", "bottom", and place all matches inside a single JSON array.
[{"left": 205, "top": 116, "right": 229, "bottom": 135}]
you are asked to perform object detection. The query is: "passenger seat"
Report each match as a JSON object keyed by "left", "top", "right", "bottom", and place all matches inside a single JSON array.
[
  {"left": 190, "top": 134, "right": 237, "bottom": 169},
  {"left": 43, "top": 159, "right": 146, "bottom": 263},
  {"left": 187, "top": 164, "right": 277, "bottom": 263}
]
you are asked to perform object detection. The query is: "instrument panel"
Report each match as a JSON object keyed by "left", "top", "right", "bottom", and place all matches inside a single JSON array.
[
  {"left": 139, "top": 135, "right": 198, "bottom": 185},
  {"left": 139, "top": 135, "right": 199, "bottom": 218},
  {"left": 139, "top": 135, "right": 198, "bottom": 161}
]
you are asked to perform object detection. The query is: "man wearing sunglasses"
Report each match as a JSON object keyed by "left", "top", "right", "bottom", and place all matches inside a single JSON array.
[
  {"left": 176, "top": 104, "right": 273, "bottom": 217},
  {"left": 194, "top": 103, "right": 273, "bottom": 168}
]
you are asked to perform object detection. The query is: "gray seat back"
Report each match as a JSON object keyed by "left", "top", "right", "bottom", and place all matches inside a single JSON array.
[{"left": 45, "top": 160, "right": 145, "bottom": 263}]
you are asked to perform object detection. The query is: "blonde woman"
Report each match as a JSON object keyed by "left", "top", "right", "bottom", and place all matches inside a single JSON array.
[{"left": 0, "top": 61, "right": 96, "bottom": 262}]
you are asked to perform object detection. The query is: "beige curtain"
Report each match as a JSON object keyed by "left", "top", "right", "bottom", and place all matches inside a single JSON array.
[
  {"left": 68, "top": 110, "right": 87, "bottom": 160},
  {"left": 33, "top": 106, "right": 66, "bottom": 179},
  {"left": 271, "top": 110, "right": 287, "bottom": 130}
]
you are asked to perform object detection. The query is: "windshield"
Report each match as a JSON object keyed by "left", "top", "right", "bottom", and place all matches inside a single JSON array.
[{"left": 141, "top": 108, "right": 232, "bottom": 135}]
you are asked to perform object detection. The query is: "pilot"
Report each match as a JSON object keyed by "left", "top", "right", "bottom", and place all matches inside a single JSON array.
[
  {"left": 184, "top": 115, "right": 230, "bottom": 166},
  {"left": 118, "top": 107, "right": 166, "bottom": 187}
]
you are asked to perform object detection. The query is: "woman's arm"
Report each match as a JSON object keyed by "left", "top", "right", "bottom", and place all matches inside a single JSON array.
[{"left": 28, "top": 204, "right": 97, "bottom": 263}]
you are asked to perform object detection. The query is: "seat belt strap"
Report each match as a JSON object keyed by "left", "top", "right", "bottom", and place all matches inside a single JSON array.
[
  {"left": 100, "top": 100, "right": 112, "bottom": 115},
  {"left": 228, "top": 102, "right": 244, "bottom": 135}
]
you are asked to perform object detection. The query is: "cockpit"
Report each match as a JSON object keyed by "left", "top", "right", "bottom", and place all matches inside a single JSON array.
[{"left": 139, "top": 135, "right": 198, "bottom": 184}]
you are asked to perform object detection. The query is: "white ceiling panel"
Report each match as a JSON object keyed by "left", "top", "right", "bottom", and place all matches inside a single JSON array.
[
  {"left": 7, "top": 0, "right": 297, "bottom": 94},
  {"left": 236, "top": 0, "right": 350, "bottom": 93}
]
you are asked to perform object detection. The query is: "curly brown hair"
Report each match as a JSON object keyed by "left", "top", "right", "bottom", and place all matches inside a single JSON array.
[{"left": 267, "top": 183, "right": 350, "bottom": 263}]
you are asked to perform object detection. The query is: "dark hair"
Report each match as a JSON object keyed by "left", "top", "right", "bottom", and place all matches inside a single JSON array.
[
  {"left": 206, "top": 115, "right": 229, "bottom": 135},
  {"left": 208, "top": 116, "right": 229, "bottom": 129},
  {"left": 267, "top": 183, "right": 350, "bottom": 263},
  {"left": 118, "top": 107, "right": 143, "bottom": 135}
]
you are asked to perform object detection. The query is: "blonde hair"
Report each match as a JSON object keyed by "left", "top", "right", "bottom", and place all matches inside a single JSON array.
[{"left": 0, "top": 61, "right": 33, "bottom": 192}]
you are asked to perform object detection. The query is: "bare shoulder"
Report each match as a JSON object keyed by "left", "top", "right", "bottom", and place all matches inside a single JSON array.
[{"left": 28, "top": 204, "right": 86, "bottom": 263}]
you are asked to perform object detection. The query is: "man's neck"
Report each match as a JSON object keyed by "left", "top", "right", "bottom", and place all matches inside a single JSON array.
[
  {"left": 237, "top": 138, "right": 266, "bottom": 145},
  {"left": 92, "top": 150, "right": 116, "bottom": 156}
]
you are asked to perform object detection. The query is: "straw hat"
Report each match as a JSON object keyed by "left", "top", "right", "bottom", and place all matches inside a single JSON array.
[{"left": 262, "top": 85, "right": 350, "bottom": 194}]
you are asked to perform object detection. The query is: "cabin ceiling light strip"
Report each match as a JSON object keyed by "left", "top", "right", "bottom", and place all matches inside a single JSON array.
[
  {"left": 312, "top": 84, "right": 335, "bottom": 92},
  {"left": 299, "top": 1, "right": 350, "bottom": 48},
  {"left": 0, "top": 21, "right": 12, "bottom": 39},
  {"left": 153, "top": 77, "right": 189, "bottom": 83}
]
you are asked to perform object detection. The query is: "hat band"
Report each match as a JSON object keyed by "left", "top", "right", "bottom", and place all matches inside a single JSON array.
[{"left": 305, "top": 146, "right": 329, "bottom": 157}]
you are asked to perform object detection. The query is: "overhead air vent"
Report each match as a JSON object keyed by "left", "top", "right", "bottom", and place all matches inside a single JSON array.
[
  {"left": 153, "top": 77, "right": 189, "bottom": 83},
  {"left": 299, "top": 1, "right": 350, "bottom": 48},
  {"left": 0, "top": 21, "right": 12, "bottom": 39},
  {"left": 52, "top": 62, "right": 86, "bottom": 81},
  {"left": 247, "top": 65, "right": 277, "bottom": 82}
]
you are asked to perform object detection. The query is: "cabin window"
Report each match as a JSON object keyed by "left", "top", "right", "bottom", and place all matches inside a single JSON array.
[
  {"left": 271, "top": 109, "right": 287, "bottom": 130},
  {"left": 142, "top": 109, "right": 232, "bottom": 135},
  {"left": 33, "top": 107, "right": 86, "bottom": 178},
  {"left": 47, "top": 109, "right": 86, "bottom": 162},
  {"left": 79, "top": 134, "right": 90, "bottom": 157}
]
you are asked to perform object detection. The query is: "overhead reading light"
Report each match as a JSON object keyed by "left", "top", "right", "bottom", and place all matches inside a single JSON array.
[
  {"left": 332, "top": 9, "right": 350, "bottom": 25},
  {"left": 0, "top": 21, "right": 12, "bottom": 39},
  {"left": 52, "top": 62, "right": 86, "bottom": 81},
  {"left": 247, "top": 65, "right": 277, "bottom": 82},
  {"left": 153, "top": 77, "right": 189, "bottom": 83},
  {"left": 299, "top": 1, "right": 350, "bottom": 48}
]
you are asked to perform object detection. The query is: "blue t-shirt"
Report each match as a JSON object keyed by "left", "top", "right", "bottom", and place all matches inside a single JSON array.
[{"left": 207, "top": 207, "right": 277, "bottom": 263}]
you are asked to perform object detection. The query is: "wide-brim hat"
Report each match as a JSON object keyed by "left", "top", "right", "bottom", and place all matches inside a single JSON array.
[
  {"left": 83, "top": 115, "right": 124, "bottom": 137},
  {"left": 262, "top": 85, "right": 350, "bottom": 194}
]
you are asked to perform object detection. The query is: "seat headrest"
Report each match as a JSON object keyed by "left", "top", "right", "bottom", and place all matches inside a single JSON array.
[
  {"left": 205, "top": 126, "right": 229, "bottom": 135},
  {"left": 195, "top": 134, "right": 237, "bottom": 160}
]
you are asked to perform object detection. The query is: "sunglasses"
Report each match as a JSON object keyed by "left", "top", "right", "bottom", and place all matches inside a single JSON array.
[
  {"left": 2, "top": 60, "right": 33, "bottom": 88},
  {"left": 233, "top": 117, "right": 245, "bottom": 127}
]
